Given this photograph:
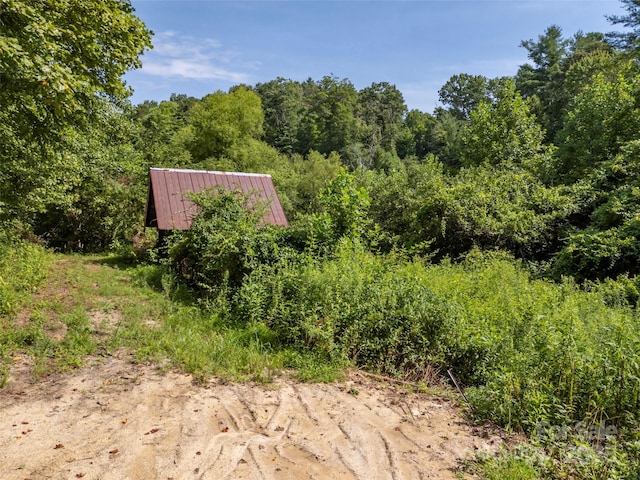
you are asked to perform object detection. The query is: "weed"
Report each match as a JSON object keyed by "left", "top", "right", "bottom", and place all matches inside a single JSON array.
[
  {"left": 470, "top": 448, "right": 541, "bottom": 480},
  {"left": 0, "top": 364, "right": 7, "bottom": 388}
]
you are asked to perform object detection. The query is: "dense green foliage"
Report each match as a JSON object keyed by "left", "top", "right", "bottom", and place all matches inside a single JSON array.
[
  {"left": 168, "top": 188, "right": 293, "bottom": 292},
  {"left": 0, "top": 0, "right": 152, "bottom": 227},
  {"left": 5, "top": 0, "right": 640, "bottom": 477},
  {"left": 4, "top": 0, "right": 640, "bottom": 280},
  {"left": 0, "top": 241, "right": 51, "bottom": 317}
]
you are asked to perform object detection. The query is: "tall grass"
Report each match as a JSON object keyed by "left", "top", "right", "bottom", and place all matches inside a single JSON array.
[
  {"left": 234, "top": 244, "right": 640, "bottom": 434},
  {"left": 419, "top": 251, "right": 640, "bottom": 434},
  {"left": 223, "top": 242, "right": 640, "bottom": 477},
  {"left": 0, "top": 241, "right": 53, "bottom": 384},
  {"left": 234, "top": 241, "right": 439, "bottom": 375},
  {"left": 0, "top": 241, "right": 52, "bottom": 316},
  {"left": 126, "top": 263, "right": 344, "bottom": 383}
]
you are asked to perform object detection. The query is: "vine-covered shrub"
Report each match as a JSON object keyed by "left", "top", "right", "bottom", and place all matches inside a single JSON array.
[
  {"left": 235, "top": 241, "right": 454, "bottom": 379},
  {"left": 165, "top": 179, "right": 640, "bottom": 480},
  {"left": 167, "top": 188, "right": 294, "bottom": 293}
]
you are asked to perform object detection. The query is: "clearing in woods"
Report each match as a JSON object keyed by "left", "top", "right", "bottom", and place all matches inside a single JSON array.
[{"left": 0, "top": 255, "right": 504, "bottom": 479}]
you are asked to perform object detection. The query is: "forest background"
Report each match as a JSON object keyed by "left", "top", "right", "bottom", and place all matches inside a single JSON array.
[{"left": 4, "top": 0, "right": 640, "bottom": 478}]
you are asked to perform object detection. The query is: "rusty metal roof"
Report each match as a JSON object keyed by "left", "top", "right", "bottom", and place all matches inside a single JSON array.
[{"left": 145, "top": 168, "right": 288, "bottom": 230}]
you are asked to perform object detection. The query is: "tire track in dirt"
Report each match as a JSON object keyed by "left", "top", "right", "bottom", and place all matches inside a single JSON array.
[{"left": 0, "top": 356, "right": 503, "bottom": 480}]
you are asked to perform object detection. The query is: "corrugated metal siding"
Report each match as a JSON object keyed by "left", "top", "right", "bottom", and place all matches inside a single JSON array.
[{"left": 145, "top": 168, "right": 289, "bottom": 230}]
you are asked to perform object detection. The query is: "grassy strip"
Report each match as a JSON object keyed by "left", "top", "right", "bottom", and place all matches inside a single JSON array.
[
  {"left": 0, "top": 250, "right": 342, "bottom": 385},
  {"left": 0, "top": 242, "right": 52, "bottom": 317},
  {"left": 0, "top": 242, "right": 54, "bottom": 385}
]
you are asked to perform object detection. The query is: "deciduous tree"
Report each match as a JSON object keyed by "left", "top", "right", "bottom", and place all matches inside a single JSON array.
[
  {"left": 357, "top": 82, "right": 407, "bottom": 156},
  {"left": 185, "top": 87, "right": 264, "bottom": 163},
  {"left": 0, "top": 0, "right": 151, "bottom": 224},
  {"left": 254, "top": 78, "right": 306, "bottom": 154},
  {"left": 438, "top": 74, "right": 497, "bottom": 120},
  {"left": 460, "top": 80, "right": 553, "bottom": 171}
]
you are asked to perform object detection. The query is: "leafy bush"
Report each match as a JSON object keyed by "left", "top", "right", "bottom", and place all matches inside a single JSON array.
[
  {"left": 421, "top": 250, "right": 640, "bottom": 436},
  {"left": 168, "top": 188, "right": 294, "bottom": 293},
  {"left": 235, "top": 240, "right": 453, "bottom": 379},
  {"left": 551, "top": 141, "right": 640, "bottom": 281},
  {"left": 552, "top": 227, "right": 640, "bottom": 281},
  {"left": 287, "top": 168, "right": 376, "bottom": 254}
]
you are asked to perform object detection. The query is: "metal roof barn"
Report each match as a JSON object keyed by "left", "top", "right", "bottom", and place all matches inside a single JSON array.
[{"left": 144, "top": 168, "right": 288, "bottom": 231}]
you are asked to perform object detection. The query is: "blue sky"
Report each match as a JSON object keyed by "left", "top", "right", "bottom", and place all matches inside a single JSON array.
[{"left": 125, "top": 0, "right": 625, "bottom": 113}]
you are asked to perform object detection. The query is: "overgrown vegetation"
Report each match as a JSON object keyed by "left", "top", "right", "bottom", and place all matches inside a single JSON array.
[
  {"left": 4, "top": 0, "right": 640, "bottom": 477},
  {"left": 162, "top": 189, "right": 640, "bottom": 478}
]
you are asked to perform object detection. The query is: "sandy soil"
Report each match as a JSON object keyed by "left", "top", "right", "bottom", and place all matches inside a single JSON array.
[{"left": 0, "top": 354, "right": 502, "bottom": 480}]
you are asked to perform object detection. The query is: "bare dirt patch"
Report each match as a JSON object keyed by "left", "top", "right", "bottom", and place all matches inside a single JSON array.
[
  {"left": 89, "top": 309, "right": 124, "bottom": 338},
  {"left": 0, "top": 356, "right": 502, "bottom": 480}
]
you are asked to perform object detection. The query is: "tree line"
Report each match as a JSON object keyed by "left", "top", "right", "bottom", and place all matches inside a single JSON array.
[{"left": 3, "top": 0, "right": 640, "bottom": 286}]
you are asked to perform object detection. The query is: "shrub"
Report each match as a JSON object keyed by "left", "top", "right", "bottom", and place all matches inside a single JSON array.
[
  {"left": 234, "top": 241, "right": 454, "bottom": 379},
  {"left": 168, "top": 188, "right": 293, "bottom": 294},
  {"left": 420, "top": 250, "right": 640, "bottom": 435}
]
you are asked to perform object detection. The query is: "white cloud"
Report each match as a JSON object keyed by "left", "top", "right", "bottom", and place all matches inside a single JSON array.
[
  {"left": 140, "top": 32, "right": 255, "bottom": 83},
  {"left": 143, "top": 59, "right": 248, "bottom": 82}
]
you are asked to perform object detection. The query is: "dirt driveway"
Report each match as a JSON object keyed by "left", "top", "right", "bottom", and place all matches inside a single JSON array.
[{"left": 0, "top": 355, "right": 501, "bottom": 480}]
